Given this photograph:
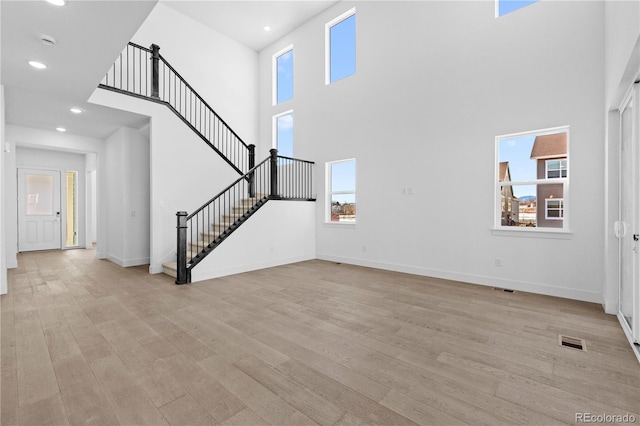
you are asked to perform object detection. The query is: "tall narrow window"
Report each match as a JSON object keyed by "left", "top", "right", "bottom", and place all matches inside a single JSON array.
[
  {"left": 327, "top": 159, "right": 356, "bottom": 223},
  {"left": 65, "top": 171, "right": 77, "bottom": 246},
  {"left": 496, "top": 0, "right": 539, "bottom": 17},
  {"left": 274, "top": 46, "right": 293, "bottom": 104},
  {"left": 326, "top": 8, "right": 356, "bottom": 84},
  {"left": 496, "top": 127, "right": 569, "bottom": 230},
  {"left": 274, "top": 111, "right": 294, "bottom": 158}
]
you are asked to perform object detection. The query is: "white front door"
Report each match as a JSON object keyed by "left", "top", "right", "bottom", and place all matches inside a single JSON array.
[
  {"left": 18, "top": 168, "right": 62, "bottom": 252},
  {"left": 619, "top": 84, "right": 640, "bottom": 344}
]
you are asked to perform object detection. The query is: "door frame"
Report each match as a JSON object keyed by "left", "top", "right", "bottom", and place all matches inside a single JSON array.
[
  {"left": 17, "top": 167, "right": 63, "bottom": 252},
  {"left": 617, "top": 83, "right": 640, "bottom": 346}
]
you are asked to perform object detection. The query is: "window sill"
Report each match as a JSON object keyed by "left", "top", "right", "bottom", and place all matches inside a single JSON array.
[
  {"left": 324, "top": 222, "right": 356, "bottom": 228},
  {"left": 491, "top": 227, "right": 572, "bottom": 239}
]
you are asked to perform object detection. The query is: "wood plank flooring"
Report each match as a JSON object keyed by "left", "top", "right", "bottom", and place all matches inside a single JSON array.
[{"left": 1, "top": 249, "right": 639, "bottom": 425}]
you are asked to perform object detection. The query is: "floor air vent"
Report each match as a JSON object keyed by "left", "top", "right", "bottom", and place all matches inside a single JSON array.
[
  {"left": 492, "top": 287, "right": 514, "bottom": 293},
  {"left": 558, "top": 335, "right": 587, "bottom": 351}
]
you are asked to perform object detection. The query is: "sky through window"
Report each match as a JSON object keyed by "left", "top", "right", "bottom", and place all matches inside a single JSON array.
[
  {"left": 276, "top": 49, "right": 293, "bottom": 104},
  {"left": 329, "top": 13, "right": 356, "bottom": 83},
  {"left": 497, "top": 0, "right": 539, "bottom": 17}
]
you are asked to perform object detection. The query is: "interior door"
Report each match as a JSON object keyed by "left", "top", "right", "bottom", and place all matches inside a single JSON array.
[
  {"left": 18, "top": 168, "right": 62, "bottom": 252},
  {"left": 619, "top": 84, "right": 640, "bottom": 343}
]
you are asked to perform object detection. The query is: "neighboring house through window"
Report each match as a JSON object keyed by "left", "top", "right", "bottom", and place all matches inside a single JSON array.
[
  {"left": 496, "top": 127, "right": 569, "bottom": 230},
  {"left": 327, "top": 159, "right": 356, "bottom": 223},
  {"left": 498, "top": 161, "right": 519, "bottom": 226},
  {"left": 545, "top": 198, "right": 564, "bottom": 220}
]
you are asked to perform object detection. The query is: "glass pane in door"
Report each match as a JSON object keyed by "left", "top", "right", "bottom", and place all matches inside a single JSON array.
[
  {"left": 26, "top": 174, "right": 54, "bottom": 215},
  {"left": 620, "top": 97, "right": 635, "bottom": 331}
]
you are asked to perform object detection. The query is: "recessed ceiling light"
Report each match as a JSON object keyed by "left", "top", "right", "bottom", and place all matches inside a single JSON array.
[
  {"left": 70, "top": 108, "right": 82, "bottom": 114},
  {"left": 46, "top": 0, "right": 66, "bottom": 6},
  {"left": 264, "top": 26, "right": 271, "bottom": 32},
  {"left": 28, "top": 61, "right": 47, "bottom": 69},
  {"left": 56, "top": 127, "right": 66, "bottom": 132}
]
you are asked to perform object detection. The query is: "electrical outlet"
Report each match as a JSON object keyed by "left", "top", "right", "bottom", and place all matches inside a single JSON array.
[{"left": 495, "top": 257, "right": 502, "bottom": 267}]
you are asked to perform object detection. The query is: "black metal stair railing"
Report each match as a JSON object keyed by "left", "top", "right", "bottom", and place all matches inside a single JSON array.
[
  {"left": 176, "top": 149, "right": 315, "bottom": 284},
  {"left": 99, "top": 42, "right": 251, "bottom": 175},
  {"left": 98, "top": 42, "right": 316, "bottom": 284}
]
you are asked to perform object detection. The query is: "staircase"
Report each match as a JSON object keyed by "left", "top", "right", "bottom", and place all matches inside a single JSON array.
[
  {"left": 99, "top": 42, "right": 315, "bottom": 284},
  {"left": 161, "top": 193, "right": 268, "bottom": 278}
]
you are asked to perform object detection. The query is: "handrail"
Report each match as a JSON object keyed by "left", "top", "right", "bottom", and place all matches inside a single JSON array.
[
  {"left": 157, "top": 53, "right": 248, "bottom": 151},
  {"left": 100, "top": 42, "right": 250, "bottom": 174},
  {"left": 128, "top": 42, "right": 151, "bottom": 53},
  {"left": 187, "top": 157, "right": 269, "bottom": 221},
  {"left": 176, "top": 150, "right": 315, "bottom": 284},
  {"left": 99, "top": 43, "right": 317, "bottom": 284}
]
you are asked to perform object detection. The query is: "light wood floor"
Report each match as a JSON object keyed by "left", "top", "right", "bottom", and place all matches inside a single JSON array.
[{"left": 1, "top": 249, "right": 639, "bottom": 426}]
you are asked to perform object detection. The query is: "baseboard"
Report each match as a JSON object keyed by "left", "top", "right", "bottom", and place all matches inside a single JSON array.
[
  {"left": 149, "top": 264, "right": 164, "bottom": 274},
  {"left": 602, "top": 298, "right": 618, "bottom": 315},
  {"left": 316, "top": 253, "right": 602, "bottom": 304},
  {"left": 6, "top": 257, "right": 17, "bottom": 269},
  {"left": 191, "top": 255, "right": 314, "bottom": 282},
  {"left": 106, "top": 255, "right": 150, "bottom": 268}
]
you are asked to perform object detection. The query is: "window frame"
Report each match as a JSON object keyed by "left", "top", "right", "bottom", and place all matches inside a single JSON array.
[
  {"left": 545, "top": 159, "right": 568, "bottom": 179},
  {"left": 494, "top": 125, "right": 570, "bottom": 233},
  {"left": 545, "top": 198, "right": 564, "bottom": 220},
  {"left": 325, "top": 7, "right": 356, "bottom": 85},
  {"left": 326, "top": 158, "right": 357, "bottom": 224},
  {"left": 272, "top": 45, "right": 294, "bottom": 106},
  {"left": 272, "top": 110, "right": 294, "bottom": 157}
]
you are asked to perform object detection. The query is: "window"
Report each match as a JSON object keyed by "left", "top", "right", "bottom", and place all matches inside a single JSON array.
[
  {"left": 327, "top": 159, "right": 356, "bottom": 223},
  {"left": 496, "top": 127, "right": 569, "bottom": 230},
  {"left": 274, "top": 111, "right": 293, "bottom": 158},
  {"left": 66, "top": 171, "right": 78, "bottom": 247},
  {"left": 326, "top": 8, "right": 356, "bottom": 84},
  {"left": 496, "top": 0, "right": 539, "bottom": 17},
  {"left": 273, "top": 46, "right": 293, "bottom": 104},
  {"left": 545, "top": 198, "right": 564, "bottom": 220},
  {"left": 546, "top": 159, "right": 567, "bottom": 179}
]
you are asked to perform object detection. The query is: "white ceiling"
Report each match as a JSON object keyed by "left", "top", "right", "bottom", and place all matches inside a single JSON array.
[
  {"left": 1, "top": 1, "right": 158, "bottom": 140},
  {"left": 1, "top": 0, "right": 338, "bottom": 141},
  {"left": 162, "top": 1, "right": 338, "bottom": 52}
]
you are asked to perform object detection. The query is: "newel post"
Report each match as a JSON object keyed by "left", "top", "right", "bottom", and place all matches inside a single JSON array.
[
  {"left": 176, "top": 211, "right": 188, "bottom": 285},
  {"left": 151, "top": 44, "right": 160, "bottom": 99},
  {"left": 248, "top": 144, "right": 255, "bottom": 198},
  {"left": 269, "top": 148, "right": 281, "bottom": 199}
]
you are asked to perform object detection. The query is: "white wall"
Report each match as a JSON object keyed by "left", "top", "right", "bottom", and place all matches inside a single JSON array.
[
  {"left": 0, "top": 85, "right": 6, "bottom": 295},
  {"left": 259, "top": 1, "right": 605, "bottom": 303},
  {"left": 103, "top": 127, "right": 150, "bottom": 266},
  {"left": 4, "top": 125, "right": 103, "bottom": 269},
  {"left": 131, "top": 2, "right": 258, "bottom": 146},
  {"left": 192, "top": 201, "right": 316, "bottom": 282},
  {"left": 90, "top": 89, "right": 241, "bottom": 273},
  {"left": 90, "top": 2, "right": 261, "bottom": 275},
  {"left": 604, "top": 1, "right": 640, "bottom": 108},
  {"left": 603, "top": 1, "right": 640, "bottom": 314}
]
